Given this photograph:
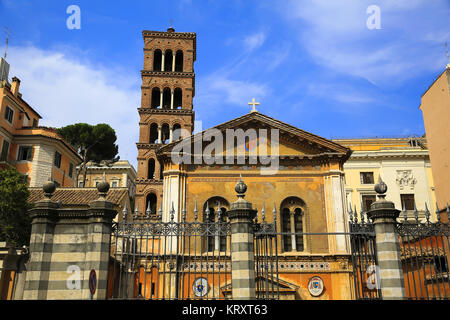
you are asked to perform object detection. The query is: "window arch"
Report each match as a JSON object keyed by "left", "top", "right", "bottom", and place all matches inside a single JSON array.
[
  {"left": 149, "top": 123, "right": 159, "bottom": 143},
  {"left": 153, "top": 50, "right": 162, "bottom": 71},
  {"left": 164, "top": 49, "right": 173, "bottom": 72},
  {"left": 148, "top": 158, "right": 155, "bottom": 179},
  {"left": 172, "top": 123, "right": 182, "bottom": 141},
  {"left": 161, "top": 123, "right": 170, "bottom": 144},
  {"left": 146, "top": 193, "right": 157, "bottom": 215},
  {"left": 203, "top": 197, "right": 230, "bottom": 252},
  {"left": 151, "top": 87, "right": 161, "bottom": 109},
  {"left": 162, "top": 88, "right": 171, "bottom": 109},
  {"left": 175, "top": 50, "right": 183, "bottom": 72},
  {"left": 173, "top": 88, "right": 182, "bottom": 109},
  {"left": 280, "top": 197, "right": 306, "bottom": 252}
]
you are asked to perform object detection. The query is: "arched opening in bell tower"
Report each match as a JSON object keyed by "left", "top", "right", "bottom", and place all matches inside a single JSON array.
[{"left": 153, "top": 50, "right": 162, "bottom": 71}]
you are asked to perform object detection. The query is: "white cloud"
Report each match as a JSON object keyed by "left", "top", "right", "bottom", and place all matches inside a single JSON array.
[
  {"left": 6, "top": 46, "right": 140, "bottom": 167},
  {"left": 283, "top": 0, "right": 450, "bottom": 85},
  {"left": 243, "top": 32, "right": 266, "bottom": 52}
]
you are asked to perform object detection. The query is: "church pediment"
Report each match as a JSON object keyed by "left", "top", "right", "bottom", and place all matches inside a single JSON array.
[{"left": 157, "top": 111, "right": 351, "bottom": 162}]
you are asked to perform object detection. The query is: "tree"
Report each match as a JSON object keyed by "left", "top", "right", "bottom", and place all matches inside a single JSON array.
[
  {"left": 0, "top": 167, "right": 32, "bottom": 247},
  {"left": 56, "top": 123, "right": 119, "bottom": 187}
]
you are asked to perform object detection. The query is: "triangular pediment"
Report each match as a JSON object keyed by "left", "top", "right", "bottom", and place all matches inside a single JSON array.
[{"left": 158, "top": 111, "right": 351, "bottom": 161}]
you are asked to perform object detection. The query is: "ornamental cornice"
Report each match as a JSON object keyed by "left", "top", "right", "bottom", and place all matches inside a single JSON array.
[
  {"left": 349, "top": 150, "right": 429, "bottom": 160},
  {"left": 138, "top": 108, "right": 194, "bottom": 116},
  {"left": 141, "top": 70, "right": 194, "bottom": 78}
]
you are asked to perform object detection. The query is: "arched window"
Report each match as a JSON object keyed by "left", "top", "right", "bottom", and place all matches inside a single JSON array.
[
  {"left": 153, "top": 50, "right": 162, "bottom": 71},
  {"left": 164, "top": 49, "right": 173, "bottom": 72},
  {"left": 161, "top": 123, "right": 170, "bottom": 144},
  {"left": 148, "top": 158, "right": 155, "bottom": 179},
  {"left": 203, "top": 197, "right": 230, "bottom": 252},
  {"left": 162, "top": 88, "right": 171, "bottom": 109},
  {"left": 151, "top": 88, "right": 161, "bottom": 109},
  {"left": 172, "top": 123, "right": 182, "bottom": 141},
  {"left": 149, "top": 123, "right": 159, "bottom": 144},
  {"left": 173, "top": 88, "right": 182, "bottom": 109},
  {"left": 175, "top": 50, "right": 183, "bottom": 72},
  {"left": 146, "top": 193, "right": 157, "bottom": 215},
  {"left": 280, "top": 197, "right": 305, "bottom": 252}
]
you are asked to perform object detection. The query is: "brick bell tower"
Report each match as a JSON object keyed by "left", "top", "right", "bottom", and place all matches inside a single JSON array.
[{"left": 135, "top": 27, "right": 196, "bottom": 217}]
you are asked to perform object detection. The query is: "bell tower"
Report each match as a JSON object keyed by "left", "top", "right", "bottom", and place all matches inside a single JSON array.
[{"left": 135, "top": 27, "right": 196, "bottom": 216}]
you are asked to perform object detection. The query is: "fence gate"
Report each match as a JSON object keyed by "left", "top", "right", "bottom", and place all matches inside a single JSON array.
[
  {"left": 108, "top": 207, "right": 232, "bottom": 300},
  {"left": 348, "top": 209, "right": 382, "bottom": 300}
]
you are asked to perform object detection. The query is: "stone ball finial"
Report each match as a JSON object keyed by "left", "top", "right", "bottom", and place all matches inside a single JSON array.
[
  {"left": 97, "top": 180, "right": 110, "bottom": 197},
  {"left": 43, "top": 180, "right": 56, "bottom": 198},
  {"left": 374, "top": 175, "right": 388, "bottom": 196},
  {"left": 235, "top": 174, "right": 247, "bottom": 197}
]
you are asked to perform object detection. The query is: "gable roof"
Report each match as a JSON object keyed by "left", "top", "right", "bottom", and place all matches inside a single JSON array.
[{"left": 158, "top": 111, "right": 351, "bottom": 159}]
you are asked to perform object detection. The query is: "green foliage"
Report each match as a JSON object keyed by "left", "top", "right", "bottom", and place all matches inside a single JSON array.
[
  {"left": 56, "top": 123, "right": 119, "bottom": 162},
  {"left": 0, "top": 167, "right": 32, "bottom": 247}
]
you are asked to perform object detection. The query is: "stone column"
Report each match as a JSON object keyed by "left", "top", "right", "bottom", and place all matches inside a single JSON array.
[
  {"left": 227, "top": 176, "right": 257, "bottom": 300},
  {"left": 366, "top": 177, "right": 406, "bottom": 300},
  {"left": 160, "top": 91, "right": 164, "bottom": 109},
  {"left": 161, "top": 52, "right": 165, "bottom": 71},
  {"left": 23, "top": 181, "right": 59, "bottom": 300},
  {"left": 289, "top": 211, "right": 297, "bottom": 252},
  {"left": 169, "top": 126, "right": 173, "bottom": 143},
  {"left": 172, "top": 54, "right": 175, "bottom": 72},
  {"left": 157, "top": 126, "right": 162, "bottom": 144},
  {"left": 170, "top": 89, "right": 174, "bottom": 109}
]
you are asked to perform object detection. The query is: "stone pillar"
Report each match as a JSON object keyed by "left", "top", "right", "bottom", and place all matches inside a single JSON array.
[
  {"left": 169, "top": 126, "right": 173, "bottom": 143},
  {"left": 23, "top": 181, "right": 59, "bottom": 300},
  {"left": 172, "top": 54, "right": 175, "bottom": 72},
  {"left": 227, "top": 177, "right": 257, "bottom": 300},
  {"left": 366, "top": 177, "right": 406, "bottom": 300},
  {"left": 23, "top": 180, "right": 117, "bottom": 300},
  {"left": 161, "top": 52, "right": 165, "bottom": 72},
  {"left": 289, "top": 211, "right": 297, "bottom": 252},
  {"left": 157, "top": 126, "right": 162, "bottom": 144},
  {"left": 170, "top": 89, "right": 174, "bottom": 109},
  {"left": 160, "top": 91, "right": 164, "bottom": 109}
]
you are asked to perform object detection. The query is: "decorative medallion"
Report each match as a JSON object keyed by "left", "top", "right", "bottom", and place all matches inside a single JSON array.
[
  {"left": 396, "top": 170, "right": 417, "bottom": 190},
  {"left": 193, "top": 277, "right": 209, "bottom": 297},
  {"left": 308, "top": 276, "right": 324, "bottom": 297}
]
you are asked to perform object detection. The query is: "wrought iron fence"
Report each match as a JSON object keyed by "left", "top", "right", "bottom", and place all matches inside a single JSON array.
[
  {"left": 348, "top": 207, "right": 381, "bottom": 300},
  {"left": 108, "top": 203, "right": 232, "bottom": 300},
  {"left": 397, "top": 204, "right": 450, "bottom": 300}
]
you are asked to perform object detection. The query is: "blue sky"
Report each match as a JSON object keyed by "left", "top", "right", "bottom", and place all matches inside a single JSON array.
[{"left": 1, "top": 0, "right": 449, "bottom": 168}]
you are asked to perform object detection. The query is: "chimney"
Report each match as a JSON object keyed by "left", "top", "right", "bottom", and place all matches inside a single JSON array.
[{"left": 11, "top": 77, "right": 20, "bottom": 96}]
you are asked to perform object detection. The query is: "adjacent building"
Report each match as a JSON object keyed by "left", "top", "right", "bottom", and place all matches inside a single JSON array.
[
  {"left": 0, "top": 57, "right": 82, "bottom": 187},
  {"left": 419, "top": 65, "right": 450, "bottom": 215},
  {"left": 77, "top": 160, "right": 137, "bottom": 198},
  {"left": 334, "top": 137, "right": 437, "bottom": 222}
]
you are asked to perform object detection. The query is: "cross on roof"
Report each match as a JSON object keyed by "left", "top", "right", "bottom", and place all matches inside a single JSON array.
[{"left": 248, "top": 98, "right": 260, "bottom": 113}]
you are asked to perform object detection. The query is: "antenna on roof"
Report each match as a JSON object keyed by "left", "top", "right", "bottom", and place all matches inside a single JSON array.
[{"left": 3, "top": 27, "right": 11, "bottom": 60}]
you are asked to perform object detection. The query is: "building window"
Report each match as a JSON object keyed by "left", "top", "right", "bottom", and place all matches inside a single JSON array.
[
  {"left": 280, "top": 197, "right": 305, "bottom": 252},
  {"left": 32, "top": 118, "right": 38, "bottom": 127},
  {"left": 111, "top": 181, "right": 118, "bottom": 188},
  {"left": 17, "top": 146, "right": 32, "bottom": 161},
  {"left": 0, "top": 140, "right": 10, "bottom": 161},
  {"left": 360, "top": 172, "right": 374, "bottom": 184},
  {"left": 78, "top": 181, "right": 84, "bottom": 187},
  {"left": 54, "top": 151, "right": 62, "bottom": 168},
  {"left": 400, "top": 194, "right": 415, "bottom": 211},
  {"left": 434, "top": 256, "right": 449, "bottom": 274},
  {"left": 68, "top": 163, "right": 73, "bottom": 178},
  {"left": 361, "top": 195, "right": 377, "bottom": 212},
  {"left": 4, "top": 106, "right": 13, "bottom": 123}
]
